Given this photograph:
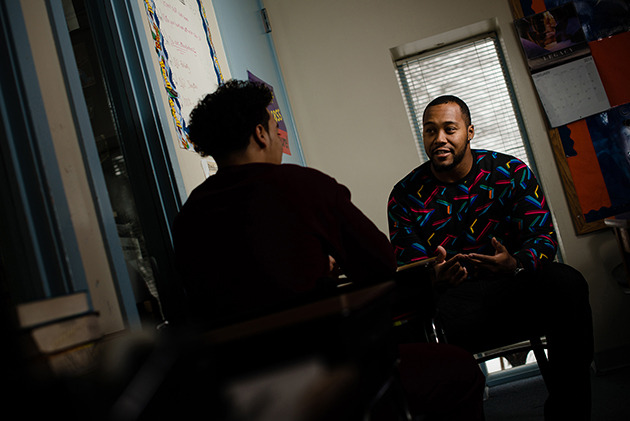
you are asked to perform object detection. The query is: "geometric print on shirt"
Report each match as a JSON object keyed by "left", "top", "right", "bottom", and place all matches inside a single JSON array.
[{"left": 388, "top": 149, "right": 557, "bottom": 273}]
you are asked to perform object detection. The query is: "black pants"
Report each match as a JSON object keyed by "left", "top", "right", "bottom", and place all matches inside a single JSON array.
[
  {"left": 436, "top": 262, "right": 594, "bottom": 420},
  {"left": 397, "top": 343, "right": 486, "bottom": 420}
]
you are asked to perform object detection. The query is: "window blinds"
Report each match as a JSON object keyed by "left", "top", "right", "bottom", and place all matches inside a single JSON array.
[{"left": 396, "top": 33, "right": 530, "bottom": 167}]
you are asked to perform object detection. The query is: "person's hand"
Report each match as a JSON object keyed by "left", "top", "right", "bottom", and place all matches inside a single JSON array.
[
  {"left": 464, "top": 237, "right": 517, "bottom": 277},
  {"left": 328, "top": 255, "right": 342, "bottom": 279},
  {"left": 431, "top": 246, "right": 468, "bottom": 288}
]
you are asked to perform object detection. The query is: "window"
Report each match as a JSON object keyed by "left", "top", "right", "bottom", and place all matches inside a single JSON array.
[{"left": 396, "top": 33, "right": 532, "bottom": 168}]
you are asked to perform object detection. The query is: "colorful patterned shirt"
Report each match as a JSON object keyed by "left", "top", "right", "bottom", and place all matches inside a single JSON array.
[{"left": 388, "top": 150, "right": 557, "bottom": 273}]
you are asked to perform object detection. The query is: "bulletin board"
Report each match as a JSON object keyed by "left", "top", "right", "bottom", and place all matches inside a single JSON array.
[{"left": 511, "top": 0, "right": 630, "bottom": 234}]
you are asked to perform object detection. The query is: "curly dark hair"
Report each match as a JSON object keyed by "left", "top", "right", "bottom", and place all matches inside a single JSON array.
[
  {"left": 187, "top": 79, "right": 273, "bottom": 159},
  {"left": 423, "top": 95, "right": 472, "bottom": 127}
]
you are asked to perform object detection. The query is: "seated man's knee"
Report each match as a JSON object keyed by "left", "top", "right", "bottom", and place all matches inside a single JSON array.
[
  {"left": 544, "top": 262, "right": 589, "bottom": 296},
  {"left": 540, "top": 264, "right": 592, "bottom": 323}
]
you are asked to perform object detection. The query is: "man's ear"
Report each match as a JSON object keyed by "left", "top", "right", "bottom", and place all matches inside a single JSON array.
[
  {"left": 252, "top": 123, "right": 269, "bottom": 149},
  {"left": 467, "top": 124, "right": 475, "bottom": 143}
]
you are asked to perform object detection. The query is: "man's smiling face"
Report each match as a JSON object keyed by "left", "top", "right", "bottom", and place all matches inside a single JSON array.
[{"left": 422, "top": 102, "right": 474, "bottom": 178}]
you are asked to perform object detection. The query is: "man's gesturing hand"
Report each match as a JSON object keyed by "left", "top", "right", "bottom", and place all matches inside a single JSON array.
[
  {"left": 464, "top": 237, "right": 518, "bottom": 277},
  {"left": 431, "top": 245, "right": 468, "bottom": 288}
]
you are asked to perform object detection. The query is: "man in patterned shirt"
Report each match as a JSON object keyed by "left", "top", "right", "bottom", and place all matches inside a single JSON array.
[{"left": 388, "top": 95, "right": 594, "bottom": 420}]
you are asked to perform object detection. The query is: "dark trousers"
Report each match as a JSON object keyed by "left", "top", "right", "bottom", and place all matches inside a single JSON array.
[
  {"left": 397, "top": 343, "right": 486, "bottom": 420},
  {"left": 369, "top": 342, "right": 486, "bottom": 421},
  {"left": 436, "top": 262, "right": 594, "bottom": 420}
]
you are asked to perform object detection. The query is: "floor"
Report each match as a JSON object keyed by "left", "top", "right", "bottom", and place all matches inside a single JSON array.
[{"left": 483, "top": 364, "right": 630, "bottom": 420}]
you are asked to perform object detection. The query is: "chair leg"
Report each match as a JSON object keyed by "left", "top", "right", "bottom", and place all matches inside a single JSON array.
[
  {"left": 530, "top": 337, "right": 551, "bottom": 390},
  {"left": 389, "top": 374, "right": 414, "bottom": 421},
  {"left": 423, "top": 317, "right": 447, "bottom": 344},
  {"left": 363, "top": 374, "right": 413, "bottom": 421}
]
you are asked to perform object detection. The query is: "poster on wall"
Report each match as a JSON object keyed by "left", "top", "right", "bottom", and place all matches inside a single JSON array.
[
  {"left": 515, "top": 2, "right": 609, "bottom": 127},
  {"left": 143, "top": 0, "right": 224, "bottom": 150},
  {"left": 513, "top": 0, "right": 630, "bottom": 233},
  {"left": 519, "top": 0, "right": 630, "bottom": 41},
  {"left": 247, "top": 71, "right": 292, "bottom": 156},
  {"left": 558, "top": 103, "right": 630, "bottom": 222}
]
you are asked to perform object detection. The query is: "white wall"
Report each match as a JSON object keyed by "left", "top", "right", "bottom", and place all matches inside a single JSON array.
[{"left": 262, "top": 0, "right": 630, "bottom": 357}]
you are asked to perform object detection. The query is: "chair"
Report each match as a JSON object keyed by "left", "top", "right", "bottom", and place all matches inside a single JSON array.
[
  {"left": 390, "top": 262, "right": 552, "bottom": 390},
  {"left": 473, "top": 337, "right": 550, "bottom": 387},
  {"left": 205, "top": 281, "right": 412, "bottom": 421},
  {"left": 100, "top": 282, "right": 411, "bottom": 421}
]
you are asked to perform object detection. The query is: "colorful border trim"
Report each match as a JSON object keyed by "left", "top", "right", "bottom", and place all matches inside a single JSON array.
[
  {"left": 197, "top": 0, "right": 224, "bottom": 86},
  {"left": 143, "top": 0, "right": 224, "bottom": 150}
]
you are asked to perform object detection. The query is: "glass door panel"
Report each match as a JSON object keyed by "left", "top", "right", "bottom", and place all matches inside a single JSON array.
[{"left": 63, "top": 0, "right": 162, "bottom": 327}]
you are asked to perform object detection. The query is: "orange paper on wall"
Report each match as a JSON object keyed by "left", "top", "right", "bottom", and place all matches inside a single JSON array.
[
  {"left": 590, "top": 32, "right": 630, "bottom": 108},
  {"left": 564, "top": 120, "right": 611, "bottom": 215}
]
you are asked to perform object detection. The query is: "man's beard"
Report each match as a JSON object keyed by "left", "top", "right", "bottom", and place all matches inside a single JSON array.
[{"left": 431, "top": 147, "right": 467, "bottom": 173}]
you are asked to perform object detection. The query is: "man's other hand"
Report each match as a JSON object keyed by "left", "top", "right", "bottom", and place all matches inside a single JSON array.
[
  {"left": 431, "top": 246, "right": 468, "bottom": 288},
  {"left": 464, "top": 237, "right": 517, "bottom": 277}
]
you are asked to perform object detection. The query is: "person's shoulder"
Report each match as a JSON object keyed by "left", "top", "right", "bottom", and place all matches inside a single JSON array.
[
  {"left": 271, "top": 164, "right": 345, "bottom": 194},
  {"left": 275, "top": 163, "right": 329, "bottom": 176},
  {"left": 273, "top": 164, "right": 338, "bottom": 183},
  {"left": 473, "top": 149, "right": 528, "bottom": 168},
  {"left": 391, "top": 162, "right": 431, "bottom": 193},
  {"left": 473, "top": 149, "right": 515, "bottom": 161}
]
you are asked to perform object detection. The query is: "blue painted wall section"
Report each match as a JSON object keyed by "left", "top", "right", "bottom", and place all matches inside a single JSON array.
[{"left": 212, "top": 0, "right": 305, "bottom": 166}]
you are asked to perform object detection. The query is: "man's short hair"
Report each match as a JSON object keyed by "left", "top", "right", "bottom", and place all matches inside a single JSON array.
[
  {"left": 423, "top": 95, "right": 472, "bottom": 127},
  {"left": 188, "top": 79, "right": 273, "bottom": 159}
]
